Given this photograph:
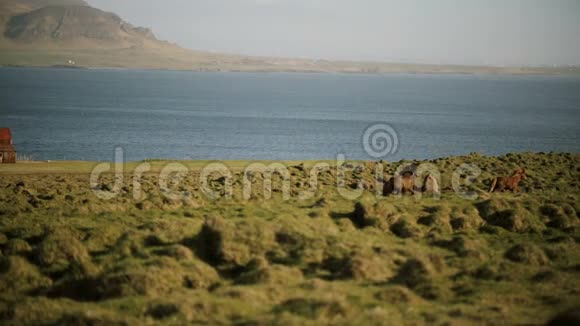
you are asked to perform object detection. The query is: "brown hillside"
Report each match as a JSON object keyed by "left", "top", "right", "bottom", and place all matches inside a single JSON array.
[{"left": 4, "top": 5, "right": 164, "bottom": 48}]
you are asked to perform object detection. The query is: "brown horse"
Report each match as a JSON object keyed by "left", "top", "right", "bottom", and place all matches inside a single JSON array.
[
  {"left": 383, "top": 171, "right": 416, "bottom": 196},
  {"left": 489, "top": 168, "right": 527, "bottom": 193}
]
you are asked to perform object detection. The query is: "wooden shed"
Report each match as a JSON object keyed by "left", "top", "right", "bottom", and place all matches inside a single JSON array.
[{"left": 0, "top": 128, "right": 16, "bottom": 163}]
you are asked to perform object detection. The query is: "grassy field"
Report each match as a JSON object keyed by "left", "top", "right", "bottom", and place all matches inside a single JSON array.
[
  {"left": 0, "top": 160, "right": 334, "bottom": 174},
  {"left": 0, "top": 152, "right": 579, "bottom": 324}
]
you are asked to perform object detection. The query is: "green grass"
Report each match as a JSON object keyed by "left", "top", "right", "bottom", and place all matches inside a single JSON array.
[
  {"left": 0, "top": 152, "right": 579, "bottom": 324},
  {"left": 0, "top": 160, "right": 336, "bottom": 174}
]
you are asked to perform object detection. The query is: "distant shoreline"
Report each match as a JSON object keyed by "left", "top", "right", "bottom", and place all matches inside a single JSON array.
[{"left": 1, "top": 63, "right": 579, "bottom": 76}]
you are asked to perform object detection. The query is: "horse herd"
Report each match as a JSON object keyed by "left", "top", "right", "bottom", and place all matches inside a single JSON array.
[{"left": 382, "top": 167, "right": 527, "bottom": 196}]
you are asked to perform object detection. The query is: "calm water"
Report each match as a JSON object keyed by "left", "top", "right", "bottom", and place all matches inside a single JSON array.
[{"left": 0, "top": 67, "right": 579, "bottom": 162}]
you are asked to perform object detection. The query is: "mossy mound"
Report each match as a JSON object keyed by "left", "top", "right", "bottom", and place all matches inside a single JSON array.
[
  {"left": 0, "top": 256, "right": 52, "bottom": 294},
  {"left": 95, "top": 257, "right": 218, "bottom": 299},
  {"left": 476, "top": 199, "right": 545, "bottom": 233},
  {"left": 345, "top": 254, "right": 395, "bottom": 282},
  {"left": 540, "top": 204, "right": 578, "bottom": 229},
  {"left": 374, "top": 285, "right": 423, "bottom": 304},
  {"left": 84, "top": 225, "right": 125, "bottom": 252},
  {"left": 195, "top": 216, "right": 278, "bottom": 268},
  {"left": 110, "top": 231, "right": 148, "bottom": 259},
  {"left": 154, "top": 244, "right": 194, "bottom": 261},
  {"left": 504, "top": 244, "right": 550, "bottom": 266},
  {"left": 181, "top": 259, "right": 220, "bottom": 289},
  {"left": 449, "top": 206, "right": 485, "bottom": 231},
  {"left": 390, "top": 218, "right": 423, "bottom": 239},
  {"left": 145, "top": 302, "right": 183, "bottom": 320},
  {"left": 434, "top": 235, "right": 488, "bottom": 260},
  {"left": 322, "top": 248, "right": 397, "bottom": 282},
  {"left": 4, "top": 238, "right": 33, "bottom": 256},
  {"left": 237, "top": 260, "right": 304, "bottom": 285},
  {"left": 36, "top": 228, "right": 90, "bottom": 272},
  {"left": 418, "top": 205, "right": 453, "bottom": 232},
  {"left": 348, "top": 200, "right": 399, "bottom": 231},
  {"left": 392, "top": 255, "right": 449, "bottom": 300}
]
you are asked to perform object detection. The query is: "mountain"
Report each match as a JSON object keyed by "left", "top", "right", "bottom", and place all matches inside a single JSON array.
[
  {"left": 1, "top": 0, "right": 170, "bottom": 49},
  {"left": 4, "top": 5, "right": 160, "bottom": 48},
  {"left": 0, "top": 0, "right": 577, "bottom": 74},
  {"left": 0, "top": 0, "right": 207, "bottom": 69}
]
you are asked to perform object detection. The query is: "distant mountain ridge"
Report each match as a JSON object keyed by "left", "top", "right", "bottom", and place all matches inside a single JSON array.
[{"left": 0, "top": 0, "right": 577, "bottom": 74}]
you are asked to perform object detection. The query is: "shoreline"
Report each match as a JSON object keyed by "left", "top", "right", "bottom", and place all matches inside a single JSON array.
[{"left": 2, "top": 64, "right": 580, "bottom": 76}]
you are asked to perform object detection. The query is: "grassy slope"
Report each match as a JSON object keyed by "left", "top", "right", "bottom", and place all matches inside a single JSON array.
[{"left": 0, "top": 152, "right": 579, "bottom": 324}]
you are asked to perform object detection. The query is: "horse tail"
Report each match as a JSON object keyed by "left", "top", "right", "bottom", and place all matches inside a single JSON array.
[{"left": 489, "top": 178, "right": 498, "bottom": 193}]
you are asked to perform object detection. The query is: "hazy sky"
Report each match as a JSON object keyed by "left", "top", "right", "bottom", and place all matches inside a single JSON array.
[{"left": 87, "top": 0, "right": 580, "bottom": 66}]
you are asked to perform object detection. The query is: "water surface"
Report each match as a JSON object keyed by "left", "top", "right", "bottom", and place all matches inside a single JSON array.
[{"left": 0, "top": 67, "right": 578, "bottom": 161}]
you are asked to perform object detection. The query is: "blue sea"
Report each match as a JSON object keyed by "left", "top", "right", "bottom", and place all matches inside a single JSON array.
[{"left": 0, "top": 67, "right": 579, "bottom": 162}]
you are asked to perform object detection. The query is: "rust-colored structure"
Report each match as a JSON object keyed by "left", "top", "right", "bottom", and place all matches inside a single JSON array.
[{"left": 0, "top": 128, "right": 16, "bottom": 163}]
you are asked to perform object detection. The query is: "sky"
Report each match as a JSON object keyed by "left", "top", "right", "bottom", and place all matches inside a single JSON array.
[{"left": 87, "top": 0, "right": 580, "bottom": 66}]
